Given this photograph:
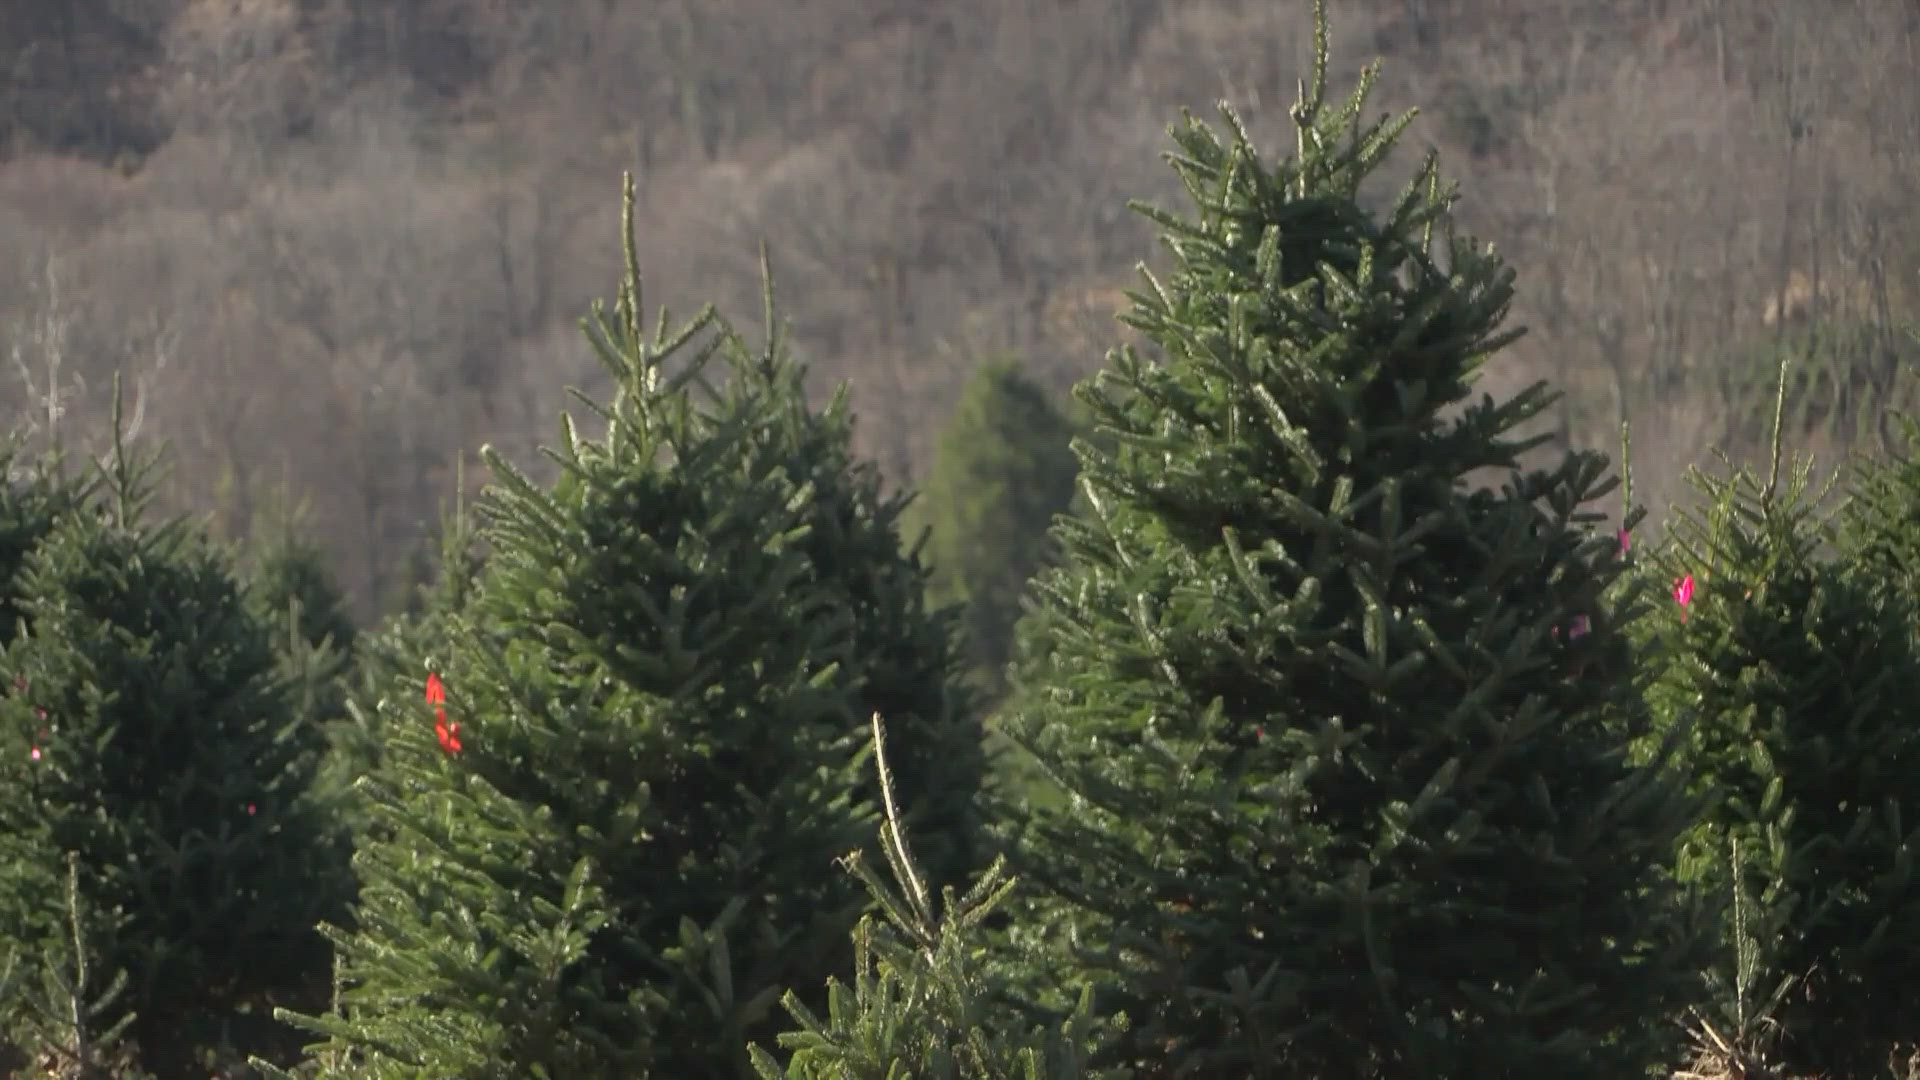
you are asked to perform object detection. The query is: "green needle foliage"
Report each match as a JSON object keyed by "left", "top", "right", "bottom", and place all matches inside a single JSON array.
[
  {"left": 0, "top": 854, "right": 143, "bottom": 1080},
  {"left": 1652, "top": 414, "right": 1920, "bottom": 1074},
  {"left": 0, "top": 393, "right": 342, "bottom": 1075},
  {"left": 996, "top": 4, "right": 1706, "bottom": 1075},
  {"left": 751, "top": 713, "right": 1120, "bottom": 1080},
  {"left": 247, "top": 519, "right": 360, "bottom": 661},
  {"left": 0, "top": 438, "right": 88, "bottom": 649},
  {"left": 327, "top": 472, "right": 488, "bottom": 843},
  {"left": 273, "top": 176, "right": 983, "bottom": 1078},
  {"left": 909, "top": 355, "right": 1080, "bottom": 702},
  {"left": 1839, "top": 411, "right": 1920, "bottom": 606}
]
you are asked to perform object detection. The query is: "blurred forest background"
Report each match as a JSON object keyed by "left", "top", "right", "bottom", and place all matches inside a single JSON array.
[{"left": 2, "top": 0, "right": 1916, "bottom": 620}]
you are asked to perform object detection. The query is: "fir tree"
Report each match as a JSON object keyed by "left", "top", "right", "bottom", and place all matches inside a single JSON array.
[
  {"left": 0, "top": 438, "right": 87, "bottom": 648},
  {"left": 1838, "top": 410, "right": 1920, "bottom": 604},
  {"left": 0, "top": 393, "right": 342, "bottom": 1074},
  {"left": 751, "top": 714, "right": 1118, "bottom": 1080},
  {"left": 243, "top": 503, "right": 364, "bottom": 1017},
  {"left": 1654, "top": 392, "right": 1920, "bottom": 1075},
  {"left": 325, "top": 473, "right": 487, "bottom": 842},
  {"left": 0, "top": 854, "right": 143, "bottom": 1079},
  {"left": 244, "top": 505, "right": 360, "bottom": 798},
  {"left": 274, "top": 178, "right": 981, "bottom": 1077},
  {"left": 767, "top": 310, "right": 985, "bottom": 894},
  {"left": 996, "top": 6, "right": 1705, "bottom": 1075},
  {"left": 907, "top": 355, "right": 1080, "bottom": 701},
  {"left": 247, "top": 515, "right": 359, "bottom": 659},
  {"left": 1705, "top": 316, "right": 1920, "bottom": 469}
]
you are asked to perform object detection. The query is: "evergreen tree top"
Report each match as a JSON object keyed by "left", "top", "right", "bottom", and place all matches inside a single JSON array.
[
  {"left": 1089, "top": 10, "right": 1539, "bottom": 519},
  {"left": 280, "top": 174, "right": 983, "bottom": 1077},
  {"left": 1000, "top": 5, "right": 1702, "bottom": 1072}
]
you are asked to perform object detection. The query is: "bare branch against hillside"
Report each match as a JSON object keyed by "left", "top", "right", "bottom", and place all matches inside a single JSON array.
[{"left": 6, "top": 250, "right": 83, "bottom": 454}]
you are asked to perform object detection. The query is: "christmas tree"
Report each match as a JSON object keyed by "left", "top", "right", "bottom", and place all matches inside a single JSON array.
[
  {"left": 0, "top": 438, "right": 87, "bottom": 648},
  {"left": 995, "top": 5, "right": 1705, "bottom": 1074},
  {"left": 1839, "top": 411, "right": 1920, "bottom": 604},
  {"left": 1653, "top": 396, "right": 1920, "bottom": 1075},
  {"left": 243, "top": 503, "right": 360, "bottom": 789},
  {"left": 907, "top": 355, "right": 1080, "bottom": 702},
  {"left": 324, "top": 473, "right": 487, "bottom": 843},
  {"left": 750, "top": 713, "right": 1118, "bottom": 1080},
  {"left": 0, "top": 853, "right": 143, "bottom": 1078},
  {"left": 273, "top": 178, "right": 982, "bottom": 1077},
  {"left": 762, "top": 304, "right": 985, "bottom": 895},
  {"left": 0, "top": 393, "right": 344, "bottom": 1074},
  {"left": 246, "top": 510, "right": 359, "bottom": 660}
]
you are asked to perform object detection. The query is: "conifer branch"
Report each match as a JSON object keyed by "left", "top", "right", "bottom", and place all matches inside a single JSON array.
[
  {"left": 620, "top": 170, "right": 645, "bottom": 362},
  {"left": 758, "top": 240, "right": 782, "bottom": 381},
  {"left": 1764, "top": 335, "right": 1796, "bottom": 507},
  {"left": 870, "top": 712, "right": 931, "bottom": 922},
  {"left": 1621, "top": 418, "right": 1634, "bottom": 518}
]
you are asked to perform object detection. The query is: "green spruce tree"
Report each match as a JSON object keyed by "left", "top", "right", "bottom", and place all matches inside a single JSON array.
[
  {"left": 0, "top": 438, "right": 87, "bottom": 648},
  {"left": 323, "top": 473, "right": 487, "bottom": 843},
  {"left": 0, "top": 854, "right": 143, "bottom": 1079},
  {"left": 996, "top": 6, "right": 1705, "bottom": 1075},
  {"left": 1705, "top": 315, "right": 1920, "bottom": 470},
  {"left": 768, "top": 310, "right": 985, "bottom": 894},
  {"left": 751, "top": 714, "right": 1118, "bottom": 1080},
  {"left": 0, "top": 393, "right": 343, "bottom": 1075},
  {"left": 244, "top": 504, "right": 360, "bottom": 795},
  {"left": 1653, "top": 381, "right": 1920, "bottom": 1076},
  {"left": 246, "top": 512, "right": 359, "bottom": 659},
  {"left": 243, "top": 502, "right": 364, "bottom": 1012},
  {"left": 908, "top": 355, "right": 1080, "bottom": 701},
  {"left": 273, "top": 178, "right": 981, "bottom": 1077},
  {"left": 1839, "top": 411, "right": 1920, "bottom": 604}
]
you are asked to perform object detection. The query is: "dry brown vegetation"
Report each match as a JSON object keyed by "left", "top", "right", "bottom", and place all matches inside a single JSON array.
[{"left": 2, "top": 0, "right": 1917, "bottom": 617}]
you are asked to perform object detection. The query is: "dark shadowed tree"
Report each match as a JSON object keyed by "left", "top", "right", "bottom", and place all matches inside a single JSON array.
[{"left": 908, "top": 354, "right": 1080, "bottom": 701}]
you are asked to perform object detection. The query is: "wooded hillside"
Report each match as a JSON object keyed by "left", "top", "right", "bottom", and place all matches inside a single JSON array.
[{"left": 3, "top": 0, "right": 1916, "bottom": 616}]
